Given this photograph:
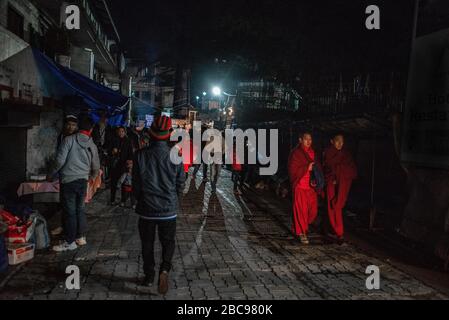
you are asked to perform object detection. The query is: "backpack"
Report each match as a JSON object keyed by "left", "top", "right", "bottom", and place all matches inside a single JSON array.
[
  {"left": 311, "top": 165, "right": 325, "bottom": 191},
  {"left": 29, "top": 212, "right": 50, "bottom": 250}
]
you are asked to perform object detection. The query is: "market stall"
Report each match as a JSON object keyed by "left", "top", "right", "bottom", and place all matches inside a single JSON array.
[{"left": 16, "top": 170, "right": 103, "bottom": 204}]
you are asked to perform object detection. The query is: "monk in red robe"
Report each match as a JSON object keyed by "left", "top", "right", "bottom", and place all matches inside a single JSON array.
[
  {"left": 288, "top": 132, "right": 318, "bottom": 244},
  {"left": 323, "top": 133, "right": 357, "bottom": 243}
]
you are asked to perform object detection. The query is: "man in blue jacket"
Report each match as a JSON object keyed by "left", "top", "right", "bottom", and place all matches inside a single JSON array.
[{"left": 133, "top": 115, "right": 185, "bottom": 294}]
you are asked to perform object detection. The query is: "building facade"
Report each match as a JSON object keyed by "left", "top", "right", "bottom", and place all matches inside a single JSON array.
[
  {"left": 237, "top": 79, "right": 300, "bottom": 112},
  {"left": 0, "top": 0, "right": 126, "bottom": 192}
]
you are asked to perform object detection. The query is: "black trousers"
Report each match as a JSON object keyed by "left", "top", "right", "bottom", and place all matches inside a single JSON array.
[
  {"left": 193, "top": 163, "right": 208, "bottom": 178},
  {"left": 138, "top": 218, "right": 176, "bottom": 278},
  {"left": 121, "top": 190, "right": 135, "bottom": 206},
  {"left": 232, "top": 170, "right": 246, "bottom": 190},
  {"left": 110, "top": 167, "right": 122, "bottom": 202}
]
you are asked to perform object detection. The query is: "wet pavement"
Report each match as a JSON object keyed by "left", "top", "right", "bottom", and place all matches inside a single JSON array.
[{"left": 0, "top": 170, "right": 447, "bottom": 300}]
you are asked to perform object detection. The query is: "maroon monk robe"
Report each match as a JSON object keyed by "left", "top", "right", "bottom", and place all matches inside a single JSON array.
[
  {"left": 323, "top": 146, "right": 357, "bottom": 237},
  {"left": 288, "top": 145, "right": 318, "bottom": 236}
]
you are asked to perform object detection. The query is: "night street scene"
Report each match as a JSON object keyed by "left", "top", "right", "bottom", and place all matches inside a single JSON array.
[{"left": 1, "top": 0, "right": 449, "bottom": 308}]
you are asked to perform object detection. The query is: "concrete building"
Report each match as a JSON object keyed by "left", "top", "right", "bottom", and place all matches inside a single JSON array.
[
  {"left": 0, "top": 0, "right": 126, "bottom": 193},
  {"left": 124, "top": 60, "right": 195, "bottom": 123},
  {"left": 237, "top": 79, "right": 300, "bottom": 112}
]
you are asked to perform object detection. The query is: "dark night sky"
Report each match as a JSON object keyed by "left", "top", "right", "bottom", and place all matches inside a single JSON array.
[{"left": 108, "top": 0, "right": 416, "bottom": 92}]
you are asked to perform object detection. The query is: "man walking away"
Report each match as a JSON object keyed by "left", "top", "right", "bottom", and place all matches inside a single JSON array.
[
  {"left": 192, "top": 123, "right": 210, "bottom": 181},
  {"left": 49, "top": 115, "right": 100, "bottom": 252},
  {"left": 133, "top": 115, "right": 185, "bottom": 295}
]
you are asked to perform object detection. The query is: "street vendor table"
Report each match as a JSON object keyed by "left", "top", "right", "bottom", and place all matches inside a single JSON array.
[{"left": 17, "top": 170, "right": 103, "bottom": 203}]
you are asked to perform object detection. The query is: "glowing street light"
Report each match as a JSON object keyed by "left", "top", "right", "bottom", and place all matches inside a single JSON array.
[
  {"left": 212, "top": 86, "right": 222, "bottom": 96},
  {"left": 196, "top": 96, "right": 200, "bottom": 100},
  {"left": 202, "top": 91, "right": 207, "bottom": 96}
]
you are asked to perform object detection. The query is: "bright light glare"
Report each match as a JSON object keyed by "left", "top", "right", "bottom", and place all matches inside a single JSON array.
[{"left": 212, "top": 86, "right": 221, "bottom": 96}]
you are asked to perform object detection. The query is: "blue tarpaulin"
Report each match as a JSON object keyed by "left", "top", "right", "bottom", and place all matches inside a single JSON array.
[{"left": 32, "top": 48, "right": 129, "bottom": 126}]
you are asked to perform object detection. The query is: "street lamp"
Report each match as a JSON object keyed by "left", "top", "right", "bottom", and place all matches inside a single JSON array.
[
  {"left": 212, "top": 86, "right": 221, "bottom": 96},
  {"left": 202, "top": 91, "right": 207, "bottom": 96}
]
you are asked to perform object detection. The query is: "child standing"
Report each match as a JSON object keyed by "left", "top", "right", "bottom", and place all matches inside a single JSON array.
[{"left": 117, "top": 160, "right": 135, "bottom": 208}]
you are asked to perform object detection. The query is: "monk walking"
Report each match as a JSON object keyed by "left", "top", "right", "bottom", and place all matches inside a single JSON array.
[
  {"left": 288, "top": 132, "right": 319, "bottom": 244},
  {"left": 323, "top": 133, "right": 357, "bottom": 244}
]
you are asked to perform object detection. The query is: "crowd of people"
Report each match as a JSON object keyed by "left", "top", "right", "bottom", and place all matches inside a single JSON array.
[{"left": 47, "top": 112, "right": 357, "bottom": 295}]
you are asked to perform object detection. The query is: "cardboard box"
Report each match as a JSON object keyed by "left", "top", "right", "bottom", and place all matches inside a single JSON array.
[{"left": 7, "top": 243, "right": 35, "bottom": 265}]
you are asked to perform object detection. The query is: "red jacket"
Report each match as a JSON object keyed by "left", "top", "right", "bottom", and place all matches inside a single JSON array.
[{"left": 323, "top": 146, "right": 357, "bottom": 183}]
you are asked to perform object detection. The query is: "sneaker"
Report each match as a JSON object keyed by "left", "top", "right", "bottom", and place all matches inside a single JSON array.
[
  {"left": 51, "top": 226, "right": 63, "bottom": 236},
  {"left": 75, "top": 237, "right": 87, "bottom": 246},
  {"left": 299, "top": 234, "right": 309, "bottom": 245},
  {"left": 52, "top": 241, "right": 77, "bottom": 252},
  {"left": 158, "top": 271, "right": 169, "bottom": 295}
]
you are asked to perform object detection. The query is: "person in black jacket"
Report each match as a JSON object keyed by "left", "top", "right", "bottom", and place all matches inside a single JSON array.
[
  {"left": 133, "top": 115, "right": 185, "bottom": 294},
  {"left": 108, "top": 126, "right": 134, "bottom": 205}
]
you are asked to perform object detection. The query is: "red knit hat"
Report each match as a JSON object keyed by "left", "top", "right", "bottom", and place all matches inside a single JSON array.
[{"left": 149, "top": 115, "right": 172, "bottom": 140}]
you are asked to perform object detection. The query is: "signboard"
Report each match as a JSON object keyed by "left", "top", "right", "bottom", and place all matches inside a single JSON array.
[
  {"left": 401, "top": 0, "right": 449, "bottom": 168},
  {"left": 145, "top": 114, "right": 154, "bottom": 128}
]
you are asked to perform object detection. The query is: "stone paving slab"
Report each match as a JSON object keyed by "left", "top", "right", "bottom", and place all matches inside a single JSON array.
[{"left": 0, "top": 170, "right": 447, "bottom": 300}]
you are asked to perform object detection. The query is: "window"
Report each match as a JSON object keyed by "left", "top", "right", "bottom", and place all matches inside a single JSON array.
[{"left": 7, "top": 5, "right": 24, "bottom": 39}]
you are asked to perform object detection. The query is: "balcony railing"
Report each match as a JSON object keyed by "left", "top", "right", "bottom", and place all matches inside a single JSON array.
[{"left": 300, "top": 92, "right": 404, "bottom": 118}]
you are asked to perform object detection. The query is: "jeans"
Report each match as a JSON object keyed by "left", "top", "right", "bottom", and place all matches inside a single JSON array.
[
  {"left": 138, "top": 218, "right": 176, "bottom": 278},
  {"left": 60, "top": 179, "right": 88, "bottom": 244}
]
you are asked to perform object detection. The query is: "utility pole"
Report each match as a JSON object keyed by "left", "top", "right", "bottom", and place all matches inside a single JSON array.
[{"left": 128, "top": 75, "right": 133, "bottom": 126}]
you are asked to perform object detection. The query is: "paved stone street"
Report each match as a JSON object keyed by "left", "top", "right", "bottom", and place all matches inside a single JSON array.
[{"left": 0, "top": 170, "right": 447, "bottom": 300}]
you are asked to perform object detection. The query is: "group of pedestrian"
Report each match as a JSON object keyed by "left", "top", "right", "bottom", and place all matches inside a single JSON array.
[
  {"left": 288, "top": 131, "right": 357, "bottom": 245},
  {"left": 49, "top": 113, "right": 184, "bottom": 295},
  {"left": 48, "top": 112, "right": 355, "bottom": 295}
]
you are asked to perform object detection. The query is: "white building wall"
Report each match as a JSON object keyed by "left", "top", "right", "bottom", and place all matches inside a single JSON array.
[{"left": 26, "top": 109, "right": 63, "bottom": 177}]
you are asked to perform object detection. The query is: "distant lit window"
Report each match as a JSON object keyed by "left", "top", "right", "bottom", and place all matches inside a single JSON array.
[{"left": 7, "top": 5, "right": 24, "bottom": 39}]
